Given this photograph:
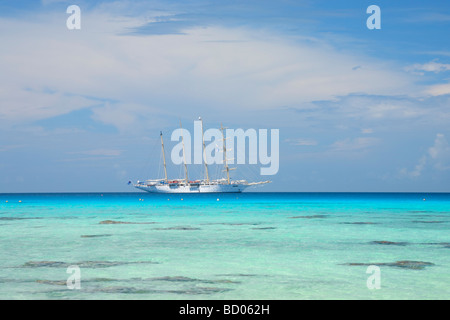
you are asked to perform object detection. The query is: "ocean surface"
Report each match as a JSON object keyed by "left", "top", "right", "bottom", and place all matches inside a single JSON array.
[{"left": 0, "top": 192, "right": 449, "bottom": 300}]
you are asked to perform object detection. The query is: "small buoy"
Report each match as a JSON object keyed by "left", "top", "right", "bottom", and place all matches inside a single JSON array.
[
  {"left": 217, "top": 198, "right": 220, "bottom": 201},
  {"left": 19, "top": 200, "right": 22, "bottom": 203},
  {"left": 5, "top": 200, "right": 8, "bottom": 203},
  {"left": 423, "top": 198, "right": 426, "bottom": 201},
  {"left": 181, "top": 198, "right": 183, "bottom": 201}
]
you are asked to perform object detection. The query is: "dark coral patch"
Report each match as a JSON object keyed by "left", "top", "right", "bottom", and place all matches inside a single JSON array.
[
  {"left": 340, "top": 222, "right": 379, "bottom": 225},
  {"left": 99, "top": 220, "right": 155, "bottom": 225},
  {"left": 343, "top": 260, "right": 434, "bottom": 270},
  {"left": 370, "top": 241, "right": 408, "bottom": 246},
  {"left": 289, "top": 215, "right": 327, "bottom": 219}
]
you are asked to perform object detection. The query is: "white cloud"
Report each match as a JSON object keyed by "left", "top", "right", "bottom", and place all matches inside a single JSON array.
[
  {"left": 0, "top": 87, "right": 95, "bottom": 126},
  {"left": 72, "top": 149, "right": 123, "bottom": 156},
  {"left": 285, "top": 138, "right": 318, "bottom": 146},
  {"left": 361, "top": 128, "right": 374, "bottom": 134},
  {"left": 330, "top": 137, "right": 379, "bottom": 152},
  {"left": 0, "top": 144, "right": 26, "bottom": 152},
  {"left": 406, "top": 61, "right": 450, "bottom": 74},
  {"left": 428, "top": 133, "right": 450, "bottom": 170},
  {"left": 41, "top": 0, "right": 70, "bottom": 5},
  {"left": 91, "top": 102, "right": 167, "bottom": 133},
  {"left": 296, "top": 94, "right": 450, "bottom": 129},
  {"left": 64, "top": 149, "right": 123, "bottom": 161},
  {"left": 366, "top": 102, "right": 422, "bottom": 119},
  {"left": 0, "top": 8, "right": 420, "bottom": 130},
  {"left": 426, "top": 83, "right": 450, "bottom": 96},
  {"left": 400, "top": 133, "right": 450, "bottom": 177},
  {"left": 400, "top": 156, "right": 427, "bottom": 178}
]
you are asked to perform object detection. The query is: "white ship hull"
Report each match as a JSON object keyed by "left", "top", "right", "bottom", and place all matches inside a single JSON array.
[{"left": 135, "top": 183, "right": 249, "bottom": 193}]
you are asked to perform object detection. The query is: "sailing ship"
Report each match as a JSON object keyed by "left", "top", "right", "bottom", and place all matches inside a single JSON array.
[{"left": 132, "top": 118, "right": 270, "bottom": 193}]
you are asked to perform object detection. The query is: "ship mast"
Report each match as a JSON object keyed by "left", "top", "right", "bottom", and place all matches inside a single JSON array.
[
  {"left": 160, "top": 131, "right": 168, "bottom": 183},
  {"left": 180, "top": 120, "right": 189, "bottom": 184},
  {"left": 220, "top": 123, "right": 231, "bottom": 184},
  {"left": 199, "top": 117, "right": 210, "bottom": 184}
]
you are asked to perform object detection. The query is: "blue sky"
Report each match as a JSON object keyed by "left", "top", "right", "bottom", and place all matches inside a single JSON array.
[{"left": 1, "top": 0, "right": 450, "bottom": 192}]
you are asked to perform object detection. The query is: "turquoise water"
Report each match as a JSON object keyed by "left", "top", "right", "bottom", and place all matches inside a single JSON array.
[{"left": 0, "top": 192, "right": 449, "bottom": 300}]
